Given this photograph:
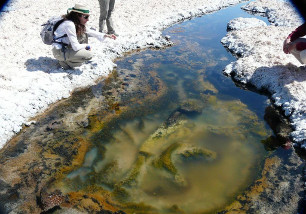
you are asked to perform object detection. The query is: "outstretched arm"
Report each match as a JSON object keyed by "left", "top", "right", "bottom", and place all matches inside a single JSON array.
[{"left": 87, "top": 28, "right": 116, "bottom": 41}]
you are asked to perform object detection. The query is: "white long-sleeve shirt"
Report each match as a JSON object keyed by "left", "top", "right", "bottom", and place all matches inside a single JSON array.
[{"left": 53, "top": 20, "right": 106, "bottom": 51}]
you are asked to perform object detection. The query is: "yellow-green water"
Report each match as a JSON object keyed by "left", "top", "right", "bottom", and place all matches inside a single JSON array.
[
  {"left": 63, "top": 96, "right": 270, "bottom": 213},
  {"left": 61, "top": 2, "right": 272, "bottom": 213},
  {"left": 89, "top": 100, "right": 268, "bottom": 213}
]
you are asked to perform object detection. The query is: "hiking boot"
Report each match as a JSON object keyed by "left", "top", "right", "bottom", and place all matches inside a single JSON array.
[{"left": 59, "top": 61, "right": 73, "bottom": 70}]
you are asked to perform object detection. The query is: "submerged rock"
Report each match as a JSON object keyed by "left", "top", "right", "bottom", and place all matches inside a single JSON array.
[
  {"left": 152, "top": 143, "right": 180, "bottom": 174},
  {"left": 164, "top": 111, "right": 186, "bottom": 128},
  {"left": 164, "top": 99, "right": 204, "bottom": 128},
  {"left": 178, "top": 146, "right": 216, "bottom": 160},
  {"left": 178, "top": 99, "right": 203, "bottom": 116},
  {"left": 264, "top": 105, "right": 292, "bottom": 143}
]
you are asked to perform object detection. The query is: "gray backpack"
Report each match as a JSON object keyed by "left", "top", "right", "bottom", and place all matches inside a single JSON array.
[{"left": 40, "top": 16, "right": 67, "bottom": 45}]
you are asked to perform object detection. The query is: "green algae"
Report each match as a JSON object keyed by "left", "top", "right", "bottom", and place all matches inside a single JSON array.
[
  {"left": 179, "top": 146, "right": 217, "bottom": 160},
  {"left": 57, "top": 76, "right": 271, "bottom": 214},
  {"left": 152, "top": 143, "right": 180, "bottom": 174},
  {"left": 139, "top": 120, "right": 187, "bottom": 154},
  {"left": 121, "top": 202, "right": 157, "bottom": 214},
  {"left": 120, "top": 154, "right": 146, "bottom": 187},
  {"left": 166, "top": 204, "right": 185, "bottom": 214},
  {"left": 112, "top": 185, "right": 131, "bottom": 202},
  {"left": 89, "top": 160, "right": 119, "bottom": 188}
]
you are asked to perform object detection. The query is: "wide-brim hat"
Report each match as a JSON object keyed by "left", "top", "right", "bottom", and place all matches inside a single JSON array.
[{"left": 67, "top": 3, "right": 90, "bottom": 15}]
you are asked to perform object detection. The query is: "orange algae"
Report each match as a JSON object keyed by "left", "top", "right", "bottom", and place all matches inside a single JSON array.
[
  {"left": 56, "top": 138, "right": 90, "bottom": 178},
  {"left": 67, "top": 190, "right": 118, "bottom": 212},
  {"left": 222, "top": 156, "right": 280, "bottom": 213}
]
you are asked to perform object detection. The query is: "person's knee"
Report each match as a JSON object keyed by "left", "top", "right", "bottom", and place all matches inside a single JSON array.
[
  {"left": 84, "top": 51, "right": 93, "bottom": 60},
  {"left": 100, "top": 12, "right": 108, "bottom": 20},
  {"left": 83, "top": 56, "right": 92, "bottom": 61},
  {"left": 300, "top": 50, "right": 306, "bottom": 64}
]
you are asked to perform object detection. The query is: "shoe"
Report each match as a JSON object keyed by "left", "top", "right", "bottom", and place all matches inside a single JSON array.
[{"left": 59, "top": 61, "right": 71, "bottom": 70}]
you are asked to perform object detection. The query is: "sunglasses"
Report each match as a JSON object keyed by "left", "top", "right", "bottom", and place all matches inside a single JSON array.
[{"left": 80, "top": 15, "right": 89, "bottom": 19}]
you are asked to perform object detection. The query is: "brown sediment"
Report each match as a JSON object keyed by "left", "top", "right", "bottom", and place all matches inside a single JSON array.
[
  {"left": 221, "top": 152, "right": 303, "bottom": 214},
  {"left": 0, "top": 128, "right": 94, "bottom": 213},
  {"left": 66, "top": 190, "right": 119, "bottom": 212},
  {"left": 56, "top": 137, "right": 91, "bottom": 178},
  {"left": 246, "top": 157, "right": 278, "bottom": 197},
  {"left": 222, "top": 156, "right": 279, "bottom": 213}
]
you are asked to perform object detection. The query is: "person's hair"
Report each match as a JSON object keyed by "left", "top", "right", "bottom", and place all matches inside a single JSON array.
[{"left": 63, "top": 12, "right": 86, "bottom": 36}]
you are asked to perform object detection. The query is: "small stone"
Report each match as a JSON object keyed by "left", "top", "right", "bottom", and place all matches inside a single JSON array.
[
  {"left": 24, "top": 120, "right": 36, "bottom": 127},
  {"left": 40, "top": 189, "right": 65, "bottom": 211}
]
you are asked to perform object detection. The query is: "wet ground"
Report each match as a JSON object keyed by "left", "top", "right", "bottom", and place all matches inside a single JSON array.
[{"left": 0, "top": 1, "right": 304, "bottom": 214}]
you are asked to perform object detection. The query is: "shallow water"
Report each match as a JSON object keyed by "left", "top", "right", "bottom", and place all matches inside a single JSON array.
[{"left": 60, "top": 2, "right": 274, "bottom": 213}]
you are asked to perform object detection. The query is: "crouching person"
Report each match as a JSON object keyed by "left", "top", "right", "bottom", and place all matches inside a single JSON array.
[
  {"left": 283, "top": 22, "right": 306, "bottom": 64},
  {"left": 52, "top": 3, "right": 116, "bottom": 69}
]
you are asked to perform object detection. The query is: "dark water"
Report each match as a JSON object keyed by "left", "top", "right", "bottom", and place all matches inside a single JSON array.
[
  {"left": 160, "top": 1, "right": 270, "bottom": 119},
  {"left": 0, "top": 0, "right": 10, "bottom": 12},
  {"left": 59, "top": 2, "right": 276, "bottom": 213}
]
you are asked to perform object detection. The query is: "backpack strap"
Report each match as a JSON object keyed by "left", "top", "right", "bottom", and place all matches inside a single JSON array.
[
  {"left": 53, "top": 19, "right": 66, "bottom": 32},
  {"left": 53, "top": 19, "right": 68, "bottom": 44},
  {"left": 53, "top": 34, "right": 68, "bottom": 43},
  {"left": 52, "top": 19, "right": 69, "bottom": 60}
]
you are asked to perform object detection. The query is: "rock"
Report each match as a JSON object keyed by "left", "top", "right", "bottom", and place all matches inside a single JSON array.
[
  {"left": 40, "top": 189, "right": 65, "bottom": 212},
  {"left": 263, "top": 105, "right": 292, "bottom": 147},
  {"left": 178, "top": 99, "right": 203, "bottom": 115},
  {"left": 179, "top": 147, "right": 216, "bottom": 160},
  {"left": 164, "top": 111, "right": 185, "bottom": 127},
  {"left": 77, "top": 118, "right": 89, "bottom": 128},
  {"left": 24, "top": 120, "right": 36, "bottom": 127}
]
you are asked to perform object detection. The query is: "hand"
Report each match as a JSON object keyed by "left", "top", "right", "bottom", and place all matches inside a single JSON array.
[
  {"left": 104, "top": 34, "right": 117, "bottom": 40},
  {"left": 85, "top": 45, "right": 91, "bottom": 51},
  {"left": 287, "top": 42, "right": 296, "bottom": 54},
  {"left": 283, "top": 38, "right": 291, "bottom": 54},
  {"left": 283, "top": 38, "right": 297, "bottom": 54}
]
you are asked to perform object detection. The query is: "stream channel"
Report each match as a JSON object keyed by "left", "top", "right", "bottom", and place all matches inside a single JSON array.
[
  {"left": 59, "top": 2, "right": 272, "bottom": 213},
  {"left": 0, "top": 1, "right": 303, "bottom": 214}
]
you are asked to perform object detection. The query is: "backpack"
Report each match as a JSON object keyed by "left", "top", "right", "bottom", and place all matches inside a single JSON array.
[{"left": 40, "top": 16, "right": 67, "bottom": 45}]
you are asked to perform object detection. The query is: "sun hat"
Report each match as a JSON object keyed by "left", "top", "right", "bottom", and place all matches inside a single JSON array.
[{"left": 67, "top": 3, "right": 90, "bottom": 15}]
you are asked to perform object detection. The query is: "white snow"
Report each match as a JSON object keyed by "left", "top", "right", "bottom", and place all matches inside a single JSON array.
[
  {"left": 0, "top": 0, "right": 305, "bottom": 149},
  {"left": 227, "top": 17, "right": 267, "bottom": 31}
]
